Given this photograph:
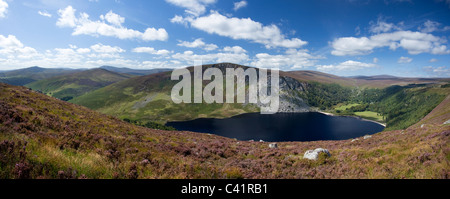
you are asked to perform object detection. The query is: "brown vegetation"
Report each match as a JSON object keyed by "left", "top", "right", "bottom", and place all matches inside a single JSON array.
[{"left": 0, "top": 83, "right": 448, "bottom": 179}]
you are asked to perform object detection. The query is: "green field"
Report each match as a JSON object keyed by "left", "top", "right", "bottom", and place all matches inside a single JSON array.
[
  {"left": 354, "top": 111, "right": 384, "bottom": 122},
  {"left": 335, "top": 103, "right": 360, "bottom": 111}
]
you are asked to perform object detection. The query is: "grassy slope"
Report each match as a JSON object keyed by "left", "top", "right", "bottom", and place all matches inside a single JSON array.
[
  {"left": 0, "top": 67, "right": 80, "bottom": 86},
  {"left": 25, "top": 69, "right": 133, "bottom": 100},
  {"left": 70, "top": 69, "right": 258, "bottom": 123},
  {"left": 0, "top": 83, "right": 449, "bottom": 179}
]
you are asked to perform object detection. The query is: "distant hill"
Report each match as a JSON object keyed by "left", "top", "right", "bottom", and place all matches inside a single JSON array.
[
  {"left": 100, "top": 66, "right": 172, "bottom": 76},
  {"left": 283, "top": 70, "right": 358, "bottom": 87},
  {"left": 285, "top": 71, "right": 448, "bottom": 88},
  {"left": 0, "top": 66, "right": 82, "bottom": 86},
  {"left": 26, "top": 68, "right": 133, "bottom": 101}
]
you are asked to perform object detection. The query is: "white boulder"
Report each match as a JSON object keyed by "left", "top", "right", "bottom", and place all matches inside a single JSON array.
[
  {"left": 364, "top": 135, "right": 372, "bottom": 139},
  {"left": 303, "top": 148, "right": 331, "bottom": 160},
  {"left": 269, "top": 143, "right": 278, "bottom": 149}
]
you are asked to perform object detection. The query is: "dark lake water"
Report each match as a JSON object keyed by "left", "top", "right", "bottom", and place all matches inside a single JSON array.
[{"left": 167, "top": 112, "right": 385, "bottom": 142}]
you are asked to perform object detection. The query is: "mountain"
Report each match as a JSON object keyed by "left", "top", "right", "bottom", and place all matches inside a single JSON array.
[
  {"left": 71, "top": 64, "right": 261, "bottom": 123},
  {"left": 283, "top": 70, "right": 358, "bottom": 87},
  {"left": 100, "top": 66, "right": 172, "bottom": 76},
  {"left": 71, "top": 63, "right": 449, "bottom": 131},
  {"left": 25, "top": 69, "right": 134, "bottom": 101},
  {"left": 285, "top": 71, "right": 448, "bottom": 88},
  {"left": 0, "top": 82, "right": 448, "bottom": 179},
  {"left": 0, "top": 66, "right": 82, "bottom": 86}
]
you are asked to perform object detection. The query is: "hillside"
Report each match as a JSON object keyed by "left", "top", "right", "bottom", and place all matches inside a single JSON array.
[
  {"left": 25, "top": 69, "right": 133, "bottom": 101},
  {"left": 70, "top": 64, "right": 266, "bottom": 123},
  {"left": 100, "top": 66, "right": 172, "bottom": 76},
  {"left": 284, "top": 70, "right": 448, "bottom": 89},
  {"left": 0, "top": 66, "right": 81, "bottom": 86},
  {"left": 0, "top": 83, "right": 448, "bottom": 179},
  {"left": 70, "top": 63, "right": 447, "bottom": 131}
]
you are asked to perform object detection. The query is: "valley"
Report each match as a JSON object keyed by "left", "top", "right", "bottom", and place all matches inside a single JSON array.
[{"left": 0, "top": 63, "right": 449, "bottom": 179}]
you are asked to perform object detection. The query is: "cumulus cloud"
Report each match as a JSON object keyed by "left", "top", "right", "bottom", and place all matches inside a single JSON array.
[
  {"left": 56, "top": 6, "right": 168, "bottom": 41},
  {"left": 38, "top": 11, "right": 52, "bottom": 18},
  {"left": 331, "top": 30, "right": 450, "bottom": 56},
  {"left": 165, "top": 0, "right": 217, "bottom": 16},
  {"left": 398, "top": 56, "right": 412, "bottom": 63},
  {"left": 234, "top": 1, "right": 248, "bottom": 11},
  {"left": 250, "top": 49, "right": 321, "bottom": 69},
  {"left": 177, "top": 38, "right": 218, "bottom": 51},
  {"left": 316, "top": 60, "right": 376, "bottom": 71},
  {"left": 429, "top": 58, "right": 438, "bottom": 63},
  {"left": 90, "top": 43, "right": 125, "bottom": 53},
  {"left": 223, "top": 46, "right": 247, "bottom": 54},
  {"left": 0, "top": 0, "right": 8, "bottom": 18},
  {"left": 190, "top": 11, "right": 307, "bottom": 49},
  {"left": 172, "top": 50, "right": 249, "bottom": 64},
  {"left": 132, "top": 47, "right": 172, "bottom": 55},
  {"left": 100, "top": 11, "right": 125, "bottom": 27},
  {"left": 369, "top": 18, "right": 401, "bottom": 34},
  {"left": 0, "top": 35, "right": 40, "bottom": 59}
]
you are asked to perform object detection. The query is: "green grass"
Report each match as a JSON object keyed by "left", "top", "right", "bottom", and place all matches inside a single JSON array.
[
  {"left": 354, "top": 111, "right": 384, "bottom": 122},
  {"left": 335, "top": 103, "right": 360, "bottom": 111},
  {"left": 26, "top": 69, "right": 132, "bottom": 101}
]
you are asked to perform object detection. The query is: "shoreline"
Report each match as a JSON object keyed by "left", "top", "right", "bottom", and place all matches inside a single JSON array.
[{"left": 316, "top": 111, "right": 387, "bottom": 128}]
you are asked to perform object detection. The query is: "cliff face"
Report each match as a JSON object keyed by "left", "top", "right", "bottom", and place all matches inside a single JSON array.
[
  {"left": 211, "top": 63, "right": 312, "bottom": 113},
  {"left": 278, "top": 76, "right": 311, "bottom": 113}
]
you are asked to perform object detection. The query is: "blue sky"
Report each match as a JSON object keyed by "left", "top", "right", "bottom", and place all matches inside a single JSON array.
[{"left": 0, "top": 0, "right": 449, "bottom": 77}]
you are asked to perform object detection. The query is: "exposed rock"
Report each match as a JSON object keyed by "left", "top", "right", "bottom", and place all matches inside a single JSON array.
[
  {"left": 303, "top": 148, "right": 330, "bottom": 160},
  {"left": 444, "top": 120, "right": 450, "bottom": 125},
  {"left": 351, "top": 138, "right": 359, "bottom": 142},
  {"left": 269, "top": 143, "right": 278, "bottom": 149},
  {"left": 364, "top": 135, "right": 372, "bottom": 140},
  {"left": 421, "top": 124, "right": 425, "bottom": 128}
]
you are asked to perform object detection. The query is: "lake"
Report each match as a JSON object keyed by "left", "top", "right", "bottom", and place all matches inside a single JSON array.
[{"left": 167, "top": 112, "right": 385, "bottom": 142}]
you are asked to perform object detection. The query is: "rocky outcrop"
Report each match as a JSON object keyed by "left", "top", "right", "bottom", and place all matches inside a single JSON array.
[
  {"left": 303, "top": 148, "right": 331, "bottom": 160},
  {"left": 278, "top": 76, "right": 311, "bottom": 112}
]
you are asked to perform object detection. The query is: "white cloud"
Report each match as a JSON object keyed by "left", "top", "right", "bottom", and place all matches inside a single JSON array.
[
  {"left": 0, "top": 0, "right": 8, "bottom": 18},
  {"left": 56, "top": 6, "right": 77, "bottom": 27},
  {"left": 429, "top": 58, "right": 438, "bottom": 63},
  {"left": 56, "top": 6, "right": 168, "bottom": 41},
  {"left": 419, "top": 20, "right": 450, "bottom": 33},
  {"left": 331, "top": 30, "right": 450, "bottom": 56},
  {"left": 316, "top": 60, "right": 376, "bottom": 71},
  {"left": 234, "top": 1, "right": 248, "bottom": 11},
  {"left": 100, "top": 11, "right": 125, "bottom": 27},
  {"left": 250, "top": 49, "right": 320, "bottom": 69},
  {"left": 223, "top": 46, "right": 247, "bottom": 54},
  {"left": 423, "top": 66, "right": 450, "bottom": 77},
  {"left": 398, "top": 56, "right": 412, "bottom": 63},
  {"left": 90, "top": 43, "right": 125, "bottom": 53},
  {"left": 165, "top": 0, "right": 217, "bottom": 16},
  {"left": 0, "top": 35, "right": 41, "bottom": 59},
  {"left": 190, "top": 11, "right": 307, "bottom": 49},
  {"left": 177, "top": 38, "right": 218, "bottom": 51},
  {"left": 172, "top": 50, "right": 249, "bottom": 65},
  {"left": 0, "top": 35, "right": 24, "bottom": 49},
  {"left": 132, "top": 47, "right": 172, "bottom": 55},
  {"left": 38, "top": 11, "right": 52, "bottom": 18},
  {"left": 369, "top": 18, "right": 400, "bottom": 34}
]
